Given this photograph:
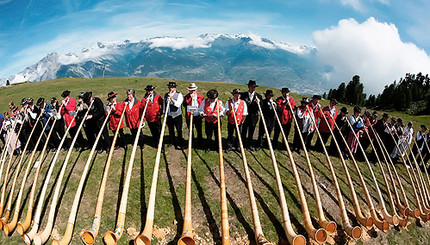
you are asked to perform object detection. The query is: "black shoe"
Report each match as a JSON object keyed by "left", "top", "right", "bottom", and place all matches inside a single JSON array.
[
  {"left": 140, "top": 145, "right": 145, "bottom": 150},
  {"left": 167, "top": 144, "right": 173, "bottom": 147},
  {"left": 205, "top": 148, "right": 211, "bottom": 153},
  {"left": 97, "top": 149, "right": 103, "bottom": 154}
]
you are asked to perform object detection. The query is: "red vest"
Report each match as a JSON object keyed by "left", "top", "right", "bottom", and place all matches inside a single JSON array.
[
  {"left": 204, "top": 99, "right": 221, "bottom": 123},
  {"left": 227, "top": 99, "right": 245, "bottom": 125},
  {"left": 184, "top": 93, "right": 204, "bottom": 119},
  {"left": 319, "top": 106, "right": 338, "bottom": 133},
  {"left": 108, "top": 102, "right": 125, "bottom": 131},
  {"left": 141, "top": 93, "right": 163, "bottom": 123},
  {"left": 60, "top": 96, "right": 77, "bottom": 128},
  {"left": 123, "top": 98, "right": 142, "bottom": 129},
  {"left": 276, "top": 96, "right": 296, "bottom": 124}
]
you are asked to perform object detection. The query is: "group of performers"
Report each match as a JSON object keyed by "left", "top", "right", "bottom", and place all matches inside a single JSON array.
[{"left": 0, "top": 80, "right": 429, "bottom": 167}]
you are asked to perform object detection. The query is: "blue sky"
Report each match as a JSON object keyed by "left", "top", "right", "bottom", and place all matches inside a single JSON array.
[{"left": 1, "top": 0, "right": 429, "bottom": 93}]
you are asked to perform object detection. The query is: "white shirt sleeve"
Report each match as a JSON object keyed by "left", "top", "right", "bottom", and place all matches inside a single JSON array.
[
  {"left": 242, "top": 102, "right": 248, "bottom": 116},
  {"left": 173, "top": 92, "right": 183, "bottom": 108},
  {"left": 198, "top": 100, "right": 206, "bottom": 116}
]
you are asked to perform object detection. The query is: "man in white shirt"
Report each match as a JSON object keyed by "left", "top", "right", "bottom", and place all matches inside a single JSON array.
[
  {"left": 199, "top": 89, "right": 226, "bottom": 152},
  {"left": 164, "top": 82, "right": 184, "bottom": 150},
  {"left": 224, "top": 89, "right": 247, "bottom": 153},
  {"left": 240, "top": 80, "right": 262, "bottom": 150}
]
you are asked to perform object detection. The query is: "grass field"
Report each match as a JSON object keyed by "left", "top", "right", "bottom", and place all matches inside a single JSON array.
[{"left": 0, "top": 77, "right": 429, "bottom": 244}]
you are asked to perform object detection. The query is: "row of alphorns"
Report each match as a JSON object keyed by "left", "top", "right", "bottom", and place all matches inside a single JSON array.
[{"left": 0, "top": 92, "right": 430, "bottom": 245}]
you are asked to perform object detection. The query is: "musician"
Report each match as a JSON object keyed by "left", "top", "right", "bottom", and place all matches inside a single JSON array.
[
  {"left": 273, "top": 87, "right": 295, "bottom": 148},
  {"left": 50, "top": 97, "right": 65, "bottom": 150},
  {"left": 256, "top": 90, "right": 277, "bottom": 151},
  {"left": 224, "top": 89, "right": 247, "bottom": 153},
  {"left": 164, "top": 82, "right": 184, "bottom": 150},
  {"left": 199, "top": 89, "right": 226, "bottom": 152},
  {"left": 61, "top": 90, "right": 84, "bottom": 150},
  {"left": 106, "top": 92, "right": 126, "bottom": 149},
  {"left": 241, "top": 80, "right": 262, "bottom": 150},
  {"left": 410, "top": 125, "right": 428, "bottom": 163},
  {"left": 123, "top": 88, "right": 144, "bottom": 149},
  {"left": 141, "top": 85, "right": 164, "bottom": 150},
  {"left": 84, "top": 92, "right": 111, "bottom": 154},
  {"left": 36, "top": 98, "right": 52, "bottom": 149},
  {"left": 329, "top": 107, "right": 348, "bottom": 156},
  {"left": 25, "top": 98, "right": 41, "bottom": 152},
  {"left": 391, "top": 121, "right": 413, "bottom": 159},
  {"left": 0, "top": 113, "right": 4, "bottom": 145},
  {"left": 345, "top": 106, "right": 363, "bottom": 155},
  {"left": 183, "top": 83, "right": 204, "bottom": 146},
  {"left": 314, "top": 98, "right": 338, "bottom": 152},
  {"left": 9, "top": 101, "right": 18, "bottom": 118},
  {"left": 292, "top": 97, "right": 313, "bottom": 154},
  {"left": 306, "top": 95, "right": 323, "bottom": 149},
  {"left": 372, "top": 112, "right": 390, "bottom": 160}
]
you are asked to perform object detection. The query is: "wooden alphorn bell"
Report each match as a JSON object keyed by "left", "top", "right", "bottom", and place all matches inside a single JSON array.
[
  {"left": 314, "top": 110, "right": 374, "bottom": 231},
  {"left": 371, "top": 127, "right": 409, "bottom": 227},
  {"left": 133, "top": 98, "right": 169, "bottom": 245},
  {"left": 3, "top": 117, "right": 51, "bottom": 235},
  {"left": 268, "top": 101, "right": 328, "bottom": 243},
  {"left": 51, "top": 107, "right": 112, "bottom": 245},
  {"left": 21, "top": 109, "right": 76, "bottom": 243},
  {"left": 306, "top": 107, "right": 366, "bottom": 236},
  {"left": 343, "top": 118, "right": 394, "bottom": 229},
  {"left": 103, "top": 100, "right": 149, "bottom": 245},
  {"left": 177, "top": 107, "right": 196, "bottom": 245},
  {"left": 1, "top": 114, "right": 46, "bottom": 229},
  {"left": 15, "top": 110, "right": 61, "bottom": 236},
  {"left": 256, "top": 101, "right": 306, "bottom": 245},
  {"left": 81, "top": 107, "right": 126, "bottom": 245},
  {"left": 359, "top": 119, "right": 400, "bottom": 226},
  {"left": 228, "top": 99, "right": 272, "bottom": 244},
  {"left": 389, "top": 127, "right": 430, "bottom": 220},
  {"left": 32, "top": 100, "right": 94, "bottom": 245}
]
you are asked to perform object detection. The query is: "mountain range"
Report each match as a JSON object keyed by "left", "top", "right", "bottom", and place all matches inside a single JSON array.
[{"left": 1, "top": 34, "right": 328, "bottom": 95}]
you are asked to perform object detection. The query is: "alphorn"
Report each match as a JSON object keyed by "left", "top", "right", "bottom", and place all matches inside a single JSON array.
[
  {"left": 256, "top": 102, "right": 306, "bottom": 245},
  {"left": 133, "top": 98, "right": 169, "bottom": 245},
  {"left": 1, "top": 114, "right": 45, "bottom": 228},
  {"left": 21, "top": 112, "right": 76, "bottom": 243},
  {"left": 104, "top": 100, "right": 149, "bottom": 245},
  {"left": 359, "top": 120, "right": 400, "bottom": 226},
  {"left": 410, "top": 138, "right": 430, "bottom": 208},
  {"left": 177, "top": 109, "right": 196, "bottom": 245},
  {"left": 0, "top": 118, "right": 19, "bottom": 188},
  {"left": 3, "top": 117, "right": 51, "bottom": 235},
  {"left": 387, "top": 125, "right": 429, "bottom": 220},
  {"left": 286, "top": 102, "right": 342, "bottom": 233},
  {"left": 371, "top": 128, "right": 409, "bottom": 227},
  {"left": 416, "top": 139, "right": 430, "bottom": 204},
  {"left": 313, "top": 110, "right": 373, "bottom": 231},
  {"left": 51, "top": 108, "right": 112, "bottom": 245},
  {"left": 268, "top": 101, "right": 328, "bottom": 243},
  {"left": 12, "top": 113, "right": 60, "bottom": 236},
  {"left": 226, "top": 99, "right": 271, "bottom": 244},
  {"left": 33, "top": 101, "right": 94, "bottom": 245},
  {"left": 306, "top": 108, "right": 365, "bottom": 237},
  {"left": 81, "top": 107, "right": 126, "bottom": 245},
  {"left": 343, "top": 118, "right": 394, "bottom": 228}
]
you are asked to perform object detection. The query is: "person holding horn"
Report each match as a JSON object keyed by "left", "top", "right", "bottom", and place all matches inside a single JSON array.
[
  {"left": 307, "top": 94, "right": 323, "bottom": 150},
  {"left": 199, "top": 89, "right": 226, "bottom": 152},
  {"left": 224, "top": 88, "right": 247, "bottom": 153},
  {"left": 36, "top": 97, "right": 52, "bottom": 149},
  {"left": 164, "top": 81, "right": 184, "bottom": 150},
  {"left": 124, "top": 88, "right": 144, "bottom": 149},
  {"left": 9, "top": 101, "right": 18, "bottom": 118},
  {"left": 292, "top": 97, "right": 313, "bottom": 154},
  {"left": 61, "top": 90, "right": 85, "bottom": 150},
  {"left": 25, "top": 98, "right": 42, "bottom": 152},
  {"left": 273, "top": 87, "right": 295, "bottom": 149},
  {"left": 50, "top": 97, "right": 65, "bottom": 151},
  {"left": 391, "top": 121, "right": 413, "bottom": 159},
  {"left": 409, "top": 125, "right": 428, "bottom": 164},
  {"left": 141, "top": 85, "right": 164, "bottom": 151},
  {"left": 106, "top": 91, "right": 126, "bottom": 149},
  {"left": 183, "top": 82, "right": 204, "bottom": 146},
  {"left": 329, "top": 106, "right": 348, "bottom": 156},
  {"left": 314, "top": 98, "right": 338, "bottom": 153},
  {"left": 256, "top": 89, "right": 277, "bottom": 151},
  {"left": 345, "top": 106, "right": 363, "bottom": 156},
  {"left": 241, "top": 80, "right": 262, "bottom": 151},
  {"left": 84, "top": 92, "right": 111, "bottom": 154}
]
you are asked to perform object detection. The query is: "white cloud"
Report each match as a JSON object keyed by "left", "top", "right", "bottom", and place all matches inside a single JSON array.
[
  {"left": 339, "top": 0, "right": 390, "bottom": 11},
  {"left": 148, "top": 36, "right": 213, "bottom": 50},
  {"left": 313, "top": 17, "right": 430, "bottom": 94}
]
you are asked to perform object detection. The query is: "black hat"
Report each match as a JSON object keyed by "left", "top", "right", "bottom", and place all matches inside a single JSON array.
[
  {"left": 353, "top": 106, "right": 361, "bottom": 113},
  {"left": 281, "top": 87, "right": 290, "bottom": 93},
  {"left": 264, "top": 89, "right": 274, "bottom": 96},
  {"left": 83, "top": 92, "right": 92, "bottom": 104},
  {"left": 61, "top": 90, "right": 71, "bottom": 98},
  {"left": 206, "top": 89, "right": 219, "bottom": 99},
  {"left": 372, "top": 111, "right": 378, "bottom": 117},
  {"left": 247, "top": 80, "right": 258, "bottom": 87},
  {"left": 145, "top": 85, "right": 155, "bottom": 91},
  {"left": 420, "top": 125, "right": 427, "bottom": 131},
  {"left": 107, "top": 92, "right": 116, "bottom": 101},
  {"left": 330, "top": 98, "right": 338, "bottom": 104},
  {"left": 78, "top": 92, "right": 86, "bottom": 99},
  {"left": 51, "top": 97, "right": 57, "bottom": 103},
  {"left": 21, "top": 98, "right": 27, "bottom": 105},
  {"left": 391, "top": 117, "right": 396, "bottom": 122},
  {"left": 167, "top": 81, "right": 178, "bottom": 87},
  {"left": 341, "top": 107, "right": 348, "bottom": 114},
  {"left": 301, "top": 97, "right": 310, "bottom": 104},
  {"left": 382, "top": 113, "right": 389, "bottom": 118},
  {"left": 312, "top": 95, "right": 322, "bottom": 100},
  {"left": 364, "top": 111, "right": 371, "bottom": 118},
  {"left": 231, "top": 89, "right": 241, "bottom": 94},
  {"left": 36, "top": 98, "right": 45, "bottom": 106},
  {"left": 27, "top": 98, "right": 34, "bottom": 104},
  {"left": 397, "top": 118, "right": 403, "bottom": 123}
]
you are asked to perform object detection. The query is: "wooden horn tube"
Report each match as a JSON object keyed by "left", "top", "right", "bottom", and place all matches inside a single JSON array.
[
  {"left": 177, "top": 114, "right": 195, "bottom": 245},
  {"left": 256, "top": 102, "right": 306, "bottom": 245},
  {"left": 410, "top": 139, "right": 430, "bottom": 209},
  {"left": 0, "top": 118, "right": 19, "bottom": 194},
  {"left": 21, "top": 114, "right": 75, "bottom": 243},
  {"left": 306, "top": 109, "right": 362, "bottom": 239},
  {"left": 4, "top": 117, "right": 52, "bottom": 235},
  {"left": 133, "top": 100, "right": 169, "bottom": 245},
  {"left": 372, "top": 129, "right": 409, "bottom": 227},
  {"left": 51, "top": 108, "right": 112, "bottom": 245},
  {"left": 81, "top": 108, "right": 126, "bottom": 245},
  {"left": 227, "top": 100, "right": 271, "bottom": 244},
  {"left": 417, "top": 139, "right": 430, "bottom": 209},
  {"left": 360, "top": 123, "right": 400, "bottom": 226},
  {"left": 104, "top": 101, "right": 149, "bottom": 245},
  {"left": 32, "top": 101, "right": 94, "bottom": 245}
]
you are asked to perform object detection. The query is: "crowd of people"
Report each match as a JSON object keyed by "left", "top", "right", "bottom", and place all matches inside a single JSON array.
[{"left": 0, "top": 80, "right": 429, "bottom": 167}]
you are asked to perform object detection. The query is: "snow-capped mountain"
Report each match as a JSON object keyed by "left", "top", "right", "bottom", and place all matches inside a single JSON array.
[{"left": 2, "top": 34, "right": 326, "bottom": 94}]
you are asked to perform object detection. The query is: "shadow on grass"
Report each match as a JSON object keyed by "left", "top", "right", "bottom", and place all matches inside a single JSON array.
[
  {"left": 114, "top": 147, "right": 128, "bottom": 223},
  {"left": 140, "top": 149, "right": 147, "bottom": 230}
]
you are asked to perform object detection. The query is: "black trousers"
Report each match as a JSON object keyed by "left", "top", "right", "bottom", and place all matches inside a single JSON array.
[
  {"left": 186, "top": 117, "right": 203, "bottom": 143},
  {"left": 329, "top": 129, "right": 345, "bottom": 156},
  {"left": 241, "top": 114, "right": 258, "bottom": 147},
  {"left": 51, "top": 119, "right": 65, "bottom": 149},
  {"left": 258, "top": 118, "right": 275, "bottom": 147},
  {"left": 273, "top": 123, "right": 292, "bottom": 146},
  {"left": 130, "top": 128, "right": 144, "bottom": 147},
  {"left": 227, "top": 122, "right": 242, "bottom": 149},
  {"left": 112, "top": 128, "right": 126, "bottom": 148},
  {"left": 205, "top": 121, "right": 219, "bottom": 150},
  {"left": 293, "top": 129, "right": 309, "bottom": 150},
  {"left": 314, "top": 131, "right": 331, "bottom": 152},
  {"left": 69, "top": 125, "right": 85, "bottom": 148},
  {"left": 148, "top": 120, "right": 162, "bottom": 147},
  {"left": 306, "top": 130, "right": 315, "bottom": 149},
  {"left": 166, "top": 115, "right": 183, "bottom": 146}
]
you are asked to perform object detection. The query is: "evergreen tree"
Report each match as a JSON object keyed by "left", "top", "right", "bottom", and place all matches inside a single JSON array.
[{"left": 6, "top": 80, "right": 10, "bottom": 86}]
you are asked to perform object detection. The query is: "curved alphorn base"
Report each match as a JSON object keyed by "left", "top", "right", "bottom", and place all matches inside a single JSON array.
[
  {"left": 51, "top": 222, "right": 73, "bottom": 245},
  {"left": 81, "top": 230, "right": 96, "bottom": 245},
  {"left": 103, "top": 212, "right": 125, "bottom": 245},
  {"left": 355, "top": 214, "right": 374, "bottom": 230},
  {"left": 177, "top": 221, "right": 195, "bottom": 245},
  {"left": 318, "top": 220, "right": 337, "bottom": 235},
  {"left": 344, "top": 225, "right": 362, "bottom": 240},
  {"left": 370, "top": 210, "right": 389, "bottom": 232}
]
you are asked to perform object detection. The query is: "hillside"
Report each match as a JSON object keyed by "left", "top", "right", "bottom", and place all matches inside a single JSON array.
[{"left": 0, "top": 77, "right": 429, "bottom": 245}]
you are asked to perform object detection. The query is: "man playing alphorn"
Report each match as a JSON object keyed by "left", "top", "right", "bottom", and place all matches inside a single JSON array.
[
  {"left": 84, "top": 92, "right": 111, "bottom": 154},
  {"left": 199, "top": 89, "right": 225, "bottom": 152},
  {"left": 314, "top": 98, "right": 338, "bottom": 152},
  {"left": 273, "top": 87, "right": 295, "bottom": 149},
  {"left": 183, "top": 83, "right": 204, "bottom": 146},
  {"left": 164, "top": 81, "right": 184, "bottom": 150},
  {"left": 106, "top": 91, "right": 126, "bottom": 149},
  {"left": 256, "top": 89, "right": 277, "bottom": 151},
  {"left": 142, "top": 85, "right": 164, "bottom": 151},
  {"left": 123, "top": 88, "right": 144, "bottom": 149},
  {"left": 224, "top": 88, "right": 247, "bottom": 153},
  {"left": 241, "top": 80, "right": 262, "bottom": 151}
]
